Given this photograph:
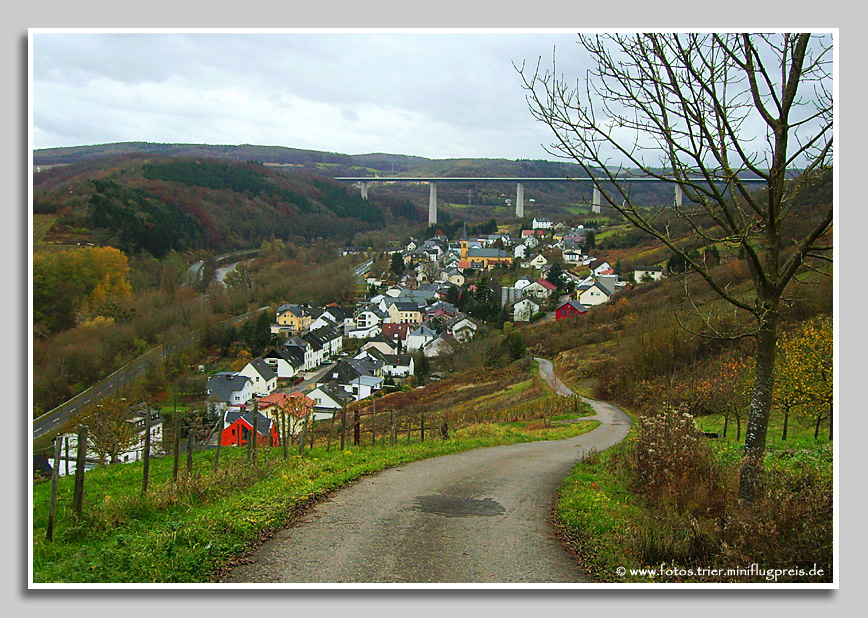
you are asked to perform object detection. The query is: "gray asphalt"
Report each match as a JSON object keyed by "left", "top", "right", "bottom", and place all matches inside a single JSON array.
[{"left": 221, "top": 357, "right": 630, "bottom": 584}]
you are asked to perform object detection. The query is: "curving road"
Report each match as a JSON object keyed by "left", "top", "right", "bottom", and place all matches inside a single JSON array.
[{"left": 222, "top": 358, "right": 630, "bottom": 584}]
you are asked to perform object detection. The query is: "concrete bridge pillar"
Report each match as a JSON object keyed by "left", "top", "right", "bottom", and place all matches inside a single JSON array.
[
  {"left": 360, "top": 181, "right": 369, "bottom": 201},
  {"left": 674, "top": 184, "right": 683, "bottom": 207},
  {"left": 592, "top": 186, "right": 601, "bottom": 214},
  {"left": 516, "top": 183, "right": 524, "bottom": 218},
  {"left": 428, "top": 182, "right": 438, "bottom": 226}
]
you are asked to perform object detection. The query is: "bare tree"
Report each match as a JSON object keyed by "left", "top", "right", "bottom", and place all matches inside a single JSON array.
[
  {"left": 83, "top": 396, "right": 139, "bottom": 465},
  {"left": 519, "top": 33, "right": 832, "bottom": 505}
]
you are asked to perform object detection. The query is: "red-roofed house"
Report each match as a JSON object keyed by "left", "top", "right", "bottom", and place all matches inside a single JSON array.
[
  {"left": 381, "top": 322, "right": 412, "bottom": 343},
  {"left": 523, "top": 278, "right": 558, "bottom": 300}
]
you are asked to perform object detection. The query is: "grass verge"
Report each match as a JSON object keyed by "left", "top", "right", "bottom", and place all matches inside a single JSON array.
[{"left": 33, "top": 418, "right": 599, "bottom": 583}]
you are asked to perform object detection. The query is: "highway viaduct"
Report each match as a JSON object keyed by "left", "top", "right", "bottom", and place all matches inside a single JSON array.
[{"left": 335, "top": 176, "right": 767, "bottom": 226}]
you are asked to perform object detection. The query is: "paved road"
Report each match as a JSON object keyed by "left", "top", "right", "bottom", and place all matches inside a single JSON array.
[{"left": 222, "top": 358, "right": 631, "bottom": 584}]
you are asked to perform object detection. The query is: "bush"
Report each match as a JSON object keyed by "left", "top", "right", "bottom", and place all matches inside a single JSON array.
[{"left": 633, "top": 406, "right": 727, "bottom": 517}]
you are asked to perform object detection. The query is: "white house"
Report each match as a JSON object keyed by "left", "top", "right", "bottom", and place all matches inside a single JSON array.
[
  {"left": 342, "top": 375, "right": 384, "bottom": 401},
  {"left": 308, "top": 382, "right": 354, "bottom": 414},
  {"left": 262, "top": 348, "right": 301, "bottom": 379},
  {"left": 406, "top": 324, "right": 437, "bottom": 352},
  {"left": 238, "top": 359, "right": 278, "bottom": 397},
  {"left": 449, "top": 317, "right": 478, "bottom": 343},
  {"left": 511, "top": 298, "right": 541, "bottom": 322},
  {"left": 633, "top": 266, "right": 664, "bottom": 283},
  {"left": 532, "top": 217, "right": 554, "bottom": 230},
  {"left": 361, "top": 334, "right": 400, "bottom": 356},
  {"left": 529, "top": 254, "right": 549, "bottom": 269},
  {"left": 577, "top": 280, "right": 613, "bottom": 306},
  {"left": 423, "top": 334, "right": 458, "bottom": 357},
  {"left": 513, "top": 243, "right": 528, "bottom": 259},
  {"left": 207, "top": 373, "right": 255, "bottom": 410},
  {"left": 381, "top": 354, "right": 415, "bottom": 378},
  {"left": 563, "top": 250, "right": 583, "bottom": 264},
  {"left": 514, "top": 276, "right": 535, "bottom": 291}
]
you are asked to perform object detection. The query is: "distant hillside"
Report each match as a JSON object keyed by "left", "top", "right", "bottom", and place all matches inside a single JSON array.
[
  {"left": 32, "top": 142, "right": 690, "bottom": 213},
  {"left": 32, "top": 154, "right": 409, "bottom": 257}
]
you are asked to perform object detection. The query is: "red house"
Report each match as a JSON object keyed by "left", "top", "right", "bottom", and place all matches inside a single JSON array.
[
  {"left": 555, "top": 300, "right": 589, "bottom": 321},
  {"left": 220, "top": 409, "right": 280, "bottom": 447}
]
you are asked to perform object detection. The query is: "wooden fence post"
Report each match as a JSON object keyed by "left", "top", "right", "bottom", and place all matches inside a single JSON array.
[
  {"left": 407, "top": 412, "right": 411, "bottom": 444},
  {"left": 46, "top": 437, "right": 62, "bottom": 541},
  {"left": 173, "top": 410, "right": 181, "bottom": 482},
  {"left": 186, "top": 426, "right": 194, "bottom": 474},
  {"left": 327, "top": 411, "right": 336, "bottom": 451},
  {"left": 251, "top": 404, "right": 259, "bottom": 463},
  {"left": 142, "top": 406, "right": 151, "bottom": 496},
  {"left": 298, "top": 414, "right": 308, "bottom": 456},
  {"left": 421, "top": 412, "right": 425, "bottom": 443},
  {"left": 310, "top": 415, "right": 315, "bottom": 449},
  {"left": 214, "top": 407, "right": 224, "bottom": 472},
  {"left": 353, "top": 409, "right": 360, "bottom": 447},
  {"left": 282, "top": 409, "right": 289, "bottom": 459},
  {"left": 72, "top": 425, "right": 87, "bottom": 518},
  {"left": 64, "top": 436, "right": 70, "bottom": 477},
  {"left": 340, "top": 405, "right": 347, "bottom": 451},
  {"left": 390, "top": 410, "right": 396, "bottom": 446}
]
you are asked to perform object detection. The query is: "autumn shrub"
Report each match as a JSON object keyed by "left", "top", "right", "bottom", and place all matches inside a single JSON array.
[
  {"left": 719, "top": 467, "right": 833, "bottom": 580},
  {"left": 632, "top": 406, "right": 727, "bottom": 517}
]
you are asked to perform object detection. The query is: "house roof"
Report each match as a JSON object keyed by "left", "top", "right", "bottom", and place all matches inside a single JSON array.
[
  {"left": 382, "top": 354, "right": 413, "bottom": 367},
  {"left": 390, "top": 301, "right": 421, "bottom": 312},
  {"left": 258, "top": 392, "right": 291, "bottom": 408},
  {"left": 381, "top": 322, "right": 412, "bottom": 340},
  {"left": 409, "top": 325, "right": 437, "bottom": 339},
  {"left": 535, "top": 278, "right": 558, "bottom": 290},
  {"left": 312, "top": 381, "right": 354, "bottom": 406},
  {"left": 224, "top": 409, "right": 273, "bottom": 436},
  {"left": 263, "top": 347, "right": 301, "bottom": 368},
  {"left": 558, "top": 300, "right": 588, "bottom": 313},
  {"left": 466, "top": 247, "right": 511, "bottom": 259},
  {"left": 207, "top": 373, "right": 252, "bottom": 403},
  {"left": 276, "top": 304, "right": 310, "bottom": 318},
  {"left": 245, "top": 358, "right": 276, "bottom": 382}
]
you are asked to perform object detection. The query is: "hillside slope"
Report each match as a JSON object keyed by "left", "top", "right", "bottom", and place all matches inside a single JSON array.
[{"left": 32, "top": 155, "right": 400, "bottom": 257}]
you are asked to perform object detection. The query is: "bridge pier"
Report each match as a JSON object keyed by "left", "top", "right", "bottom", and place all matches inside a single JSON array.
[
  {"left": 428, "top": 182, "right": 437, "bottom": 226},
  {"left": 360, "top": 181, "right": 369, "bottom": 201},
  {"left": 516, "top": 183, "right": 524, "bottom": 218},
  {"left": 674, "top": 184, "right": 683, "bottom": 207},
  {"left": 592, "top": 186, "right": 601, "bottom": 214}
]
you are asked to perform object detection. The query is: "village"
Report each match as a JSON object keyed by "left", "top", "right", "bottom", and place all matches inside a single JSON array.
[{"left": 47, "top": 215, "right": 666, "bottom": 472}]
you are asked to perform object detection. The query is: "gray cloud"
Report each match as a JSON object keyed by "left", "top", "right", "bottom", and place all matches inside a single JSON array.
[{"left": 32, "top": 31, "right": 585, "bottom": 159}]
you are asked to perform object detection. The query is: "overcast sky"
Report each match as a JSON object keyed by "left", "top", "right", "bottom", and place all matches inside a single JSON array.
[{"left": 32, "top": 31, "right": 591, "bottom": 160}]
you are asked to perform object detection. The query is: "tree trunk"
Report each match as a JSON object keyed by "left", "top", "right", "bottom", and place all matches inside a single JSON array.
[
  {"left": 722, "top": 414, "right": 729, "bottom": 438},
  {"left": 736, "top": 415, "right": 742, "bottom": 441},
  {"left": 782, "top": 407, "right": 789, "bottom": 441},
  {"left": 815, "top": 413, "right": 822, "bottom": 439},
  {"left": 738, "top": 310, "right": 779, "bottom": 506}
]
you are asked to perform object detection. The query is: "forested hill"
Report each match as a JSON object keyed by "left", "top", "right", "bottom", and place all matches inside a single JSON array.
[
  {"left": 33, "top": 141, "right": 576, "bottom": 177},
  {"left": 32, "top": 155, "right": 409, "bottom": 257},
  {"left": 32, "top": 141, "right": 689, "bottom": 214}
]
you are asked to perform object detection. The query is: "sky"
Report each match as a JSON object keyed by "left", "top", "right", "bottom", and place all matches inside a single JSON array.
[{"left": 32, "top": 31, "right": 592, "bottom": 161}]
